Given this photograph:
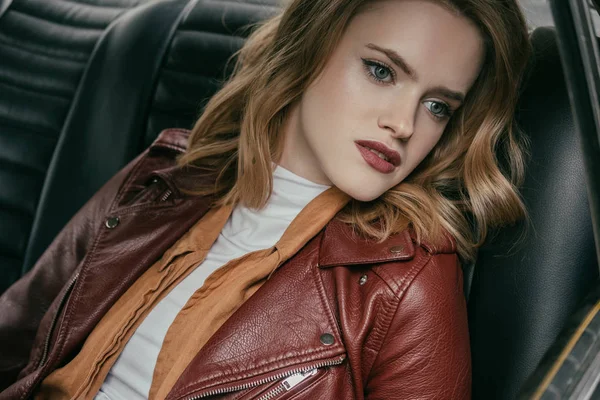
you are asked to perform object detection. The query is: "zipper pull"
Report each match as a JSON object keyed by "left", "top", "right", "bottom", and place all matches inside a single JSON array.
[
  {"left": 160, "top": 189, "right": 172, "bottom": 202},
  {"left": 148, "top": 175, "right": 173, "bottom": 202},
  {"left": 281, "top": 369, "right": 318, "bottom": 390}
]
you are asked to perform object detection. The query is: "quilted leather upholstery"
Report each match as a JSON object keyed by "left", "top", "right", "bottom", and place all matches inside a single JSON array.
[
  {"left": 0, "top": 0, "right": 148, "bottom": 292},
  {"left": 143, "top": 0, "right": 280, "bottom": 148}
]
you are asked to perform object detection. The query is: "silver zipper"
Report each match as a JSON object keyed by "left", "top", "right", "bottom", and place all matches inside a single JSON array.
[
  {"left": 256, "top": 368, "right": 318, "bottom": 400},
  {"left": 36, "top": 271, "right": 80, "bottom": 369},
  {"left": 160, "top": 189, "right": 172, "bottom": 202},
  {"left": 182, "top": 355, "right": 345, "bottom": 400},
  {"left": 150, "top": 175, "right": 172, "bottom": 202}
]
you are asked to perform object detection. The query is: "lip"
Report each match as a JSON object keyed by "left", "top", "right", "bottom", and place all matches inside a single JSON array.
[
  {"left": 355, "top": 142, "right": 400, "bottom": 174},
  {"left": 354, "top": 140, "right": 401, "bottom": 166}
]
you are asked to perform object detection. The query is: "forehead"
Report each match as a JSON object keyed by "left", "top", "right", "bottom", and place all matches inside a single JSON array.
[{"left": 344, "top": 0, "right": 484, "bottom": 91}]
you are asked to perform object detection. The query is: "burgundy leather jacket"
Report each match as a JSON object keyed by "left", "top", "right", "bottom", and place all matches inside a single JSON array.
[{"left": 0, "top": 129, "right": 471, "bottom": 400}]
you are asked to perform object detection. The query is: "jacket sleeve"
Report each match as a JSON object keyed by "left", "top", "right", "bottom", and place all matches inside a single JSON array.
[
  {"left": 366, "top": 253, "right": 471, "bottom": 400},
  {"left": 0, "top": 152, "right": 146, "bottom": 392}
]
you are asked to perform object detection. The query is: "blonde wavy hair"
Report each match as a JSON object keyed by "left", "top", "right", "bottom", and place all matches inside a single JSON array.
[{"left": 178, "top": 0, "right": 532, "bottom": 262}]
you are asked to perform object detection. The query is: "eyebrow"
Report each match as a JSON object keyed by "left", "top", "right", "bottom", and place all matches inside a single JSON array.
[
  {"left": 365, "top": 43, "right": 466, "bottom": 103},
  {"left": 366, "top": 43, "right": 419, "bottom": 81},
  {"left": 429, "top": 86, "right": 465, "bottom": 103}
]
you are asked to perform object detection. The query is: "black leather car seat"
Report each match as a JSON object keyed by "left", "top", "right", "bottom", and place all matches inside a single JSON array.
[
  {"left": 140, "top": 0, "right": 281, "bottom": 148},
  {"left": 468, "top": 27, "right": 600, "bottom": 399}
]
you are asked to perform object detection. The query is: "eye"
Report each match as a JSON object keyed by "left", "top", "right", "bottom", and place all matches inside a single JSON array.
[
  {"left": 423, "top": 100, "right": 453, "bottom": 120},
  {"left": 362, "top": 59, "right": 395, "bottom": 84}
]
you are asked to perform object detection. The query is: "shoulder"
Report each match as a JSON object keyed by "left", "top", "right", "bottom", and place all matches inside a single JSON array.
[
  {"left": 69, "top": 128, "right": 192, "bottom": 213},
  {"left": 371, "top": 228, "right": 462, "bottom": 302},
  {"left": 149, "top": 128, "right": 191, "bottom": 154},
  {"left": 364, "top": 230, "right": 470, "bottom": 399},
  {"left": 403, "top": 227, "right": 461, "bottom": 293},
  {"left": 371, "top": 242, "right": 466, "bottom": 325},
  {"left": 366, "top": 246, "right": 471, "bottom": 399},
  {"left": 113, "top": 128, "right": 190, "bottom": 189},
  {"left": 118, "top": 128, "right": 190, "bottom": 186},
  {"left": 320, "top": 217, "right": 461, "bottom": 300}
]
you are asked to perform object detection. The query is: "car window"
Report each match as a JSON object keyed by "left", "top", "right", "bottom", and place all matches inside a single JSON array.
[{"left": 520, "top": 0, "right": 600, "bottom": 35}]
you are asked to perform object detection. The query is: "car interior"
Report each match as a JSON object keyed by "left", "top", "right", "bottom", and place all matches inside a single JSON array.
[{"left": 0, "top": 0, "right": 599, "bottom": 398}]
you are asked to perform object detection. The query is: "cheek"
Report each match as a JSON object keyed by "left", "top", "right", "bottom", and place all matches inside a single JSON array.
[
  {"left": 300, "top": 70, "right": 363, "bottom": 146},
  {"left": 306, "top": 59, "right": 369, "bottom": 118},
  {"left": 404, "top": 126, "right": 445, "bottom": 168}
]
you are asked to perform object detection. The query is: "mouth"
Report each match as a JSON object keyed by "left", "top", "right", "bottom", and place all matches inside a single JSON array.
[{"left": 354, "top": 140, "right": 401, "bottom": 166}]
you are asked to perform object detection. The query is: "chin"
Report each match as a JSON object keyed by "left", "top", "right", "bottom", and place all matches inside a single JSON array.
[
  {"left": 336, "top": 183, "right": 385, "bottom": 202},
  {"left": 326, "top": 167, "right": 390, "bottom": 202},
  {"left": 351, "top": 192, "right": 383, "bottom": 202}
]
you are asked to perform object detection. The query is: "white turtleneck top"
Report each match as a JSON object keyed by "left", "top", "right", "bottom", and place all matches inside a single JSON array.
[{"left": 95, "top": 165, "right": 331, "bottom": 400}]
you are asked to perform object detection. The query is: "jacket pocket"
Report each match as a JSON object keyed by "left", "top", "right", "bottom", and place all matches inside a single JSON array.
[{"left": 236, "top": 368, "right": 327, "bottom": 400}]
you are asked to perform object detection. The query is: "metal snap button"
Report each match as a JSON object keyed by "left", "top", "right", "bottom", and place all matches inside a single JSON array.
[
  {"left": 105, "top": 217, "right": 120, "bottom": 229},
  {"left": 320, "top": 333, "right": 335, "bottom": 346},
  {"left": 389, "top": 245, "right": 404, "bottom": 254},
  {"left": 359, "top": 274, "right": 368, "bottom": 285}
]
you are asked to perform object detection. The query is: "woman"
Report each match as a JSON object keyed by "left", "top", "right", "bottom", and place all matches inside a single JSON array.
[{"left": 0, "top": 0, "right": 531, "bottom": 399}]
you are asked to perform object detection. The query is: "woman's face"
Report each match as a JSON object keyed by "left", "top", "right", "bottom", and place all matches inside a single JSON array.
[{"left": 279, "top": 0, "right": 485, "bottom": 201}]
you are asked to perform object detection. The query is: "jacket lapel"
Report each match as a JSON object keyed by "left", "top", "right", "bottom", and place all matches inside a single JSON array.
[
  {"left": 54, "top": 193, "right": 214, "bottom": 372},
  {"left": 165, "top": 235, "right": 346, "bottom": 400},
  {"left": 318, "top": 218, "right": 416, "bottom": 267}
]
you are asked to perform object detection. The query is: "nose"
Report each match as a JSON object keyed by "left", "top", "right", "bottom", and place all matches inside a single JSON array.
[{"left": 377, "top": 101, "right": 416, "bottom": 141}]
